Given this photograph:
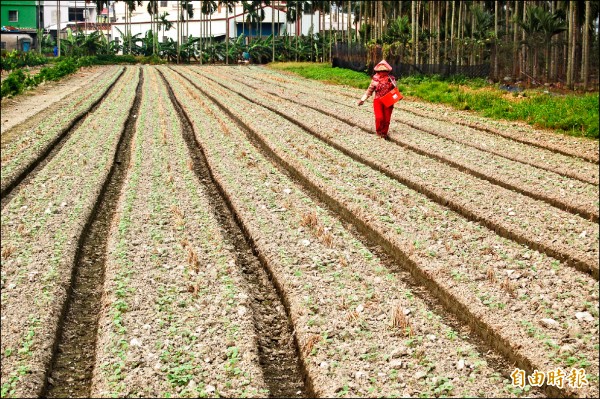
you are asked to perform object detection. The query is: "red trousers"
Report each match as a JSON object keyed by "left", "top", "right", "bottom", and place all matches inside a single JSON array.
[{"left": 373, "top": 98, "right": 394, "bottom": 137}]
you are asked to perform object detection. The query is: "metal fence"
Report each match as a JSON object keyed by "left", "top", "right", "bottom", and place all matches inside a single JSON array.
[
  {"left": 333, "top": 41, "right": 598, "bottom": 89},
  {"left": 333, "top": 42, "right": 491, "bottom": 78}
]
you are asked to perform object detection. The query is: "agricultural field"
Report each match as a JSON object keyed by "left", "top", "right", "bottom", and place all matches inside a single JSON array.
[{"left": 0, "top": 65, "right": 598, "bottom": 398}]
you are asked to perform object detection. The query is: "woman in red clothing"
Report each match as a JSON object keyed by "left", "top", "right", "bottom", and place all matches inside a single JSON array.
[{"left": 357, "top": 60, "right": 396, "bottom": 140}]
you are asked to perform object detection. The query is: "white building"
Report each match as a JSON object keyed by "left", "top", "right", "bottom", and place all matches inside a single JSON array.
[
  {"left": 109, "top": 1, "right": 353, "bottom": 45},
  {"left": 38, "top": 1, "right": 355, "bottom": 45},
  {"left": 41, "top": 0, "right": 102, "bottom": 34}
]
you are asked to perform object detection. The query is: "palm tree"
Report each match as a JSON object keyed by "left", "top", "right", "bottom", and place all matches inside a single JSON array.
[
  {"left": 312, "top": 0, "right": 331, "bottom": 61},
  {"left": 123, "top": 1, "right": 143, "bottom": 55},
  {"left": 146, "top": 0, "right": 158, "bottom": 55},
  {"left": 200, "top": 1, "right": 217, "bottom": 61},
  {"left": 581, "top": 0, "right": 591, "bottom": 89},
  {"left": 218, "top": 1, "right": 236, "bottom": 64}
]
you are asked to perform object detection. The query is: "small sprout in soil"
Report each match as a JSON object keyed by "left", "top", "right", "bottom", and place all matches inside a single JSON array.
[
  {"left": 445, "top": 329, "right": 458, "bottom": 341},
  {"left": 1, "top": 245, "right": 16, "bottom": 259},
  {"left": 303, "top": 334, "right": 321, "bottom": 357},
  {"left": 187, "top": 159, "right": 194, "bottom": 171},
  {"left": 321, "top": 232, "right": 334, "bottom": 248},
  {"left": 500, "top": 277, "right": 516, "bottom": 297},
  {"left": 187, "top": 248, "right": 200, "bottom": 273},
  {"left": 391, "top": 304, "right": 412, "bottom": 337},
  {"left": 486, "top": 267, "right": 496, "bottom": 283}
]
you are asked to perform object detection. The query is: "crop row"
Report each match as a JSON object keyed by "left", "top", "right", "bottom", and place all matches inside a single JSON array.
[
  {"left": 0, "top": 66, "right": 124, "bottom": 196},
  {"left": 160, "top": 66, "right": 525, "bottom": 398},
  {"left": 236, "top": 68, "right": 598, "bottom": 194},
  {"left": 193, "top": 66, "right": 599, "bottom": 279},
  {"left": 0, "top": 66, "right": 139, "bottom": 398},
  {"left": 91, "top": 67, "right": 267, "bottom": 398},
  {"left": 227, "top": 70, "right": 599, "bottom": 221},
  {"left": 173, "top": 66, "right": 599, "bottom": 398},
  {"left": 252, "top": 66, "right": 600, "bottom": 164}
]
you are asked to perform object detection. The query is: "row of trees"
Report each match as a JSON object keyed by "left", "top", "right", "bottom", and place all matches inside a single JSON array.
[
  {"left": 341, "top": 1, "right": 598, "bottom": 88},
  {"left": 75, "top": 1, "right": 598, "bottom": 88}
]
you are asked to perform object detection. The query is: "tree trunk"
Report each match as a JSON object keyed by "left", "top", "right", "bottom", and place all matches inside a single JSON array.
[
  {"left": 444, "top": 1, "right": 449, "bottom": 63},
  {"left": 566, "top": 0, "right": 574, "bottom": 88},
  {"left": 512, "top": 0, "right": 519, "bottom": 78},
  {"left": 348, "top": 0, "right": 352, "bottom": 43},
  {"left": 226, "top": 4, "right": 229, "bottom": 64},
  {"left": 456, "top": 0, "right": 461, "bottom": 66},
  {"left": 272, "top": 3, "right": 275, "bottom": 62},
  {"left": 177, "top": 1, "right": 180, "bottom": 64},
  {"left": 582, "top": 0, "right": 590, "bottom": 88},
  {"left": 451, "top": 0, "right": 455, "bottom": 64},
  {"left": 494, "top": 0, "right": 498, "bottom": 80},
  {"left": 522, "top": 0, "right": 527, "bottom": 81},
  {"left": 57, "top": 0, "right": 61, "bottom": 56}
]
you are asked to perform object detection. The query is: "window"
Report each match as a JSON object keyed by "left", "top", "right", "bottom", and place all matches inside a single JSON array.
[
  {"left": 68, "top": 8, "right": 85, "bottom": 22},
  {"left": 160, "top": 1, "right": 168, "bottom": 7},
  {"left": 8, "top": 10, "right": 18, "bottom": 22}
]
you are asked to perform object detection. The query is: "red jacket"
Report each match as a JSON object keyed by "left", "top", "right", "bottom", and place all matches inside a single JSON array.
[{"left": 361, "top": 72, "right": 396, "bottom": 102}]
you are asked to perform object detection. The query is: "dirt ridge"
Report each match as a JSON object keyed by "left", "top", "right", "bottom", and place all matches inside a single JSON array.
[
  {"left": 0, "top": 67, "right": 126, "bottom": 209},
  {"left": 159, "top": 68, "right": 310, "bottom": 398},
  {"left": 252, "top": 67, "right": 599, "bottom": 164},
  {"left": 191, "top": 69, "right": 598, "bottom": 279},
  {"left": 173, "top": 68, "right": 583, "bottom": 398},
  {"left": 42, "top": 67, "right": 142, "bottom": 398}
]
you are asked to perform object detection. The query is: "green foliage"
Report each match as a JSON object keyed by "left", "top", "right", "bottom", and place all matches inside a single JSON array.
[
  {"left": 0, "top": 50, "right": 48, "bottom": 71},
  {"left": 60, "top": 28, "right": 121, "bottom": 57},
  {"left": 0, "top": 69, "right": 28, "bottom": 97},
  {"left": 270, "top": 62, "right": 372, "bottom": 88},
  {"left": 1, "top": 57, "right": 77, "bottom": 98}
]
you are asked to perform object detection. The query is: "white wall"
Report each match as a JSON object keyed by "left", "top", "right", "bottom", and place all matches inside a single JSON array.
[
  {"left": 109, "top": 1, "right": 351, "bottom": 44},
  {"left": 42, "top": 0, "right": 99, "bottom": 30}
]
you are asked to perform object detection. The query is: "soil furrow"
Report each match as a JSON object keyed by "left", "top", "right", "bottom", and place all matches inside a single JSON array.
[
  {"left": 159, "top": 69, "right": 308, "bottom": 398},
  {"left": 170, "top": 67, "right": 598, "bottom": 398},
  {"left": 0, "top": 67, "right": 126, "bottom": 210},
  {"left": 42, "top": 68, "right": 143, "bottom": 398},
  {"left": 161, "top": 67, "right": 529, "bottom": 398},
  {"left": 187, "top": 67, "right": 599, "bottom": 279},
  {"left": 229, "top": 69, "right": 599, "bottom": 190},
  {"left": 0, "top": 67, "right": 139, "bottom": 398},
  {"left": 90, "top": 67, "right": 266, "bottom": 398},
  {"left": 251, "top": 67, "right": 600, "bottom": 164}
]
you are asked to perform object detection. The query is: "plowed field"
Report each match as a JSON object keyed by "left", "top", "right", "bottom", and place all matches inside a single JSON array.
[{"left": 1, "top": 65, "right": 598, "bottom": 398}]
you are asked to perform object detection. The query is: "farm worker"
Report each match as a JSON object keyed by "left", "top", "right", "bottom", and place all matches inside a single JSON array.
[{"left": 357, "top": 60, "right": 396, "bottom": 140}]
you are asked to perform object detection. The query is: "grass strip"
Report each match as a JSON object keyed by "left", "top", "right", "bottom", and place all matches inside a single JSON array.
[{"left": 268, "top": 62, "right": 599, "bottom": 139}]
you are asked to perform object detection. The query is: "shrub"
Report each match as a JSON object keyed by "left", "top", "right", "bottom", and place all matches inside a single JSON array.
[{"left": 0, "top": 69, "right": 27, "bottom": 97}]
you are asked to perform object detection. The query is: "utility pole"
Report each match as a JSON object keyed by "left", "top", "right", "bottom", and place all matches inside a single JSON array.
[
  {"left": 57, "top": 0, "right": 61, "bottom": 56},
  {"left": 272, "top": 2, "right": 275, "bottom": 62},
  {"left": 177, "top": 0, "right": 180, "bottom": 64}
]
